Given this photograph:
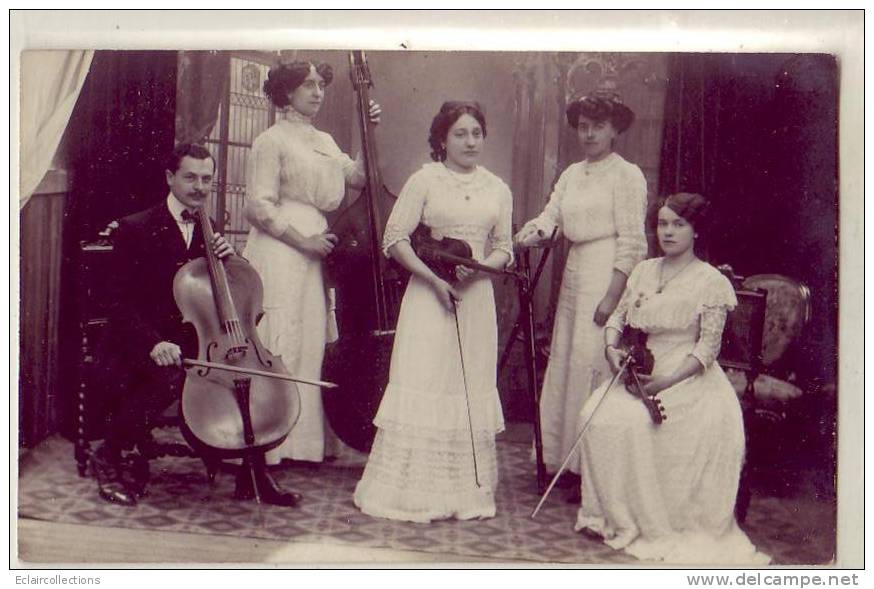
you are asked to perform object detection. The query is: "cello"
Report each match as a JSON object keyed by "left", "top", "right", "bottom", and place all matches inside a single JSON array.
[
  {"left": 173, "top": 207, "right": 325, "bottom": 495},
  {"left": 321, "top": 51, "right": 404, "bottom": 452}
]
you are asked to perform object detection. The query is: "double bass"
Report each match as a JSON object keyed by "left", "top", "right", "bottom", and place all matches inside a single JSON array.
[{"left": 321, "top": 51, "right": 404, "bottom": 452}]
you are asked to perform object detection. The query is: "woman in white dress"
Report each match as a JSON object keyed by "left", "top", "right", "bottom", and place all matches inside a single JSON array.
[
  {"left": 576, "top": 193, "right": 770, "bottom": 564},
  {"left": 243, "top": 61, "right": 380, "bottom": 465},
  {"left": 353, "top": 101, "right": 513, "bottom": 523},
  {"left": 515, "top": 92, "right": 648, "bottom": 499}
]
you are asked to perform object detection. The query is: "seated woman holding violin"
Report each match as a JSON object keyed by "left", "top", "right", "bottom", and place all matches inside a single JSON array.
[
  {"left": 353, "top": 101, "right": 514, "bottom": 523},
  {"left": 91, "top": 143, "right": 300, "bottom": 508},
  {"left": 573, "top": 193, "right": 770, "bottom": 564}
]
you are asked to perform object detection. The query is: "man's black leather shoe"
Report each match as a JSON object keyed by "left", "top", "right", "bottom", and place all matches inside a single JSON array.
[
  {"left": 91, "top": 445, "right": 137, "bottom": 507},
  {"left": 256, "top": 470, "right": 302, "bottom": 507}
]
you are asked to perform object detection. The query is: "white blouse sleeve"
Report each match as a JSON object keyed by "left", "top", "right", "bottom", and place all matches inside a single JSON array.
[
  {"left": 382, "top": 170, "right": 428, "bottom": 256},
  {"left": 605, "top": 260, "right": 643, "bottom": 335},
  {"left": 323, "top": 134, "right": 365, "bottom": 187},
  {"left": 523, "top": 166, "right": 572, "bottom": 239},
  {"left": 244, "top": 134, "right": 290, "bottom": 239},
  {"left": 691, "top": 272, "right": 739, "bottom": 368},
  {"left": 612, "top": 165, "right": 648, "bottom": 277},
  {"left": 488, "top": 182, "right": 514, "bottom": 265}
]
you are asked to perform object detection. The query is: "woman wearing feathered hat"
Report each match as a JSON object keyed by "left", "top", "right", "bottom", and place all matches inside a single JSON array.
[{"left": 515, "top": 91, "right": 648, "bottom": 501}]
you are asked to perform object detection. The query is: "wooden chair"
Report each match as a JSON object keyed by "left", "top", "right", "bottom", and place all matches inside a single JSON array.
[
  {"left": 73, "top": 230, "right": 215, "bottom": 485},
  {"left": 717, "top": 267, "right": 768, "bottom": 523},
  {"left": 718, "top": 267, "right": 816, "bottom": 521}
]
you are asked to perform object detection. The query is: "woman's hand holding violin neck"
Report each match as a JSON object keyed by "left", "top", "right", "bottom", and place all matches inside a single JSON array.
[
  {"left": 636, "top": 373, "right": 672, "bottom": 397},
  {"left": 593, "top": 291, "right": 621, "bottom": 326},
  {"left": 454, "top": 265, "right": 478, "bottom": 283},
  {"left": 300, "top": 233, "right": 339, "bottom": 258},
  {"left": 211, "top": 233, "right": 235, "bottom": 259},
  {"left": 368, "top": 100, "right": 382, "bottom": 125},
  {"left": 429, "top": 274, "right": 461, "bottom": 311}
]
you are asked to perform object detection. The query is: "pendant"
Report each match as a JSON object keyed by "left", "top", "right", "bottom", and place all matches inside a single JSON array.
[
  {"left": 655, "top": 287, "right": 663, "bottom": 294},
  {"left": 465, "top": 195, "right": 471, "bottom": 201},
  {"left": 634, "top": 299, "right": 642, "bottom": 308}
]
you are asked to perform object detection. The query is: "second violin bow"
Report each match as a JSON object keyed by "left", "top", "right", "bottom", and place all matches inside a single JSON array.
[{"left": 530, "top": 354, "right": 631, "bottom": 518}]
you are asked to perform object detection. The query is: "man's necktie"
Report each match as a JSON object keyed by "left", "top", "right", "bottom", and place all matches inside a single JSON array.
[{"left": 180, "top": 209, "right": 196, "bottom": 224}]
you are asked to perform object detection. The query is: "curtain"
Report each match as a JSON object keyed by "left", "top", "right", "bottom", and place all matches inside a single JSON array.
[
  {"left": 175, "top": 51, "right": 230, "bottom": 145},
  {"left": 658, "top": 53, "right": 838, "bottom": 385},
  {"left": 56, "top": 51, "right": 178, "bottom": 441},
  {"left": 19, "top": 50, "right": 93, "bottom": 207},
  {"left": 66, "top": 51, "right": 178, "bottom": 238}
]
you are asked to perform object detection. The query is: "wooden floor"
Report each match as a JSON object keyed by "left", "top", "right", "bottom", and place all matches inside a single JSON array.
[{"left": 16, "top": 518, "right": 501, "bottom": 566}]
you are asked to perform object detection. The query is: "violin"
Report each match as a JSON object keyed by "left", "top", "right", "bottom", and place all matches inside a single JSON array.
[
  {"left": 410, "top": 224, "right": 524, "bottom": 283},
  {"left": 173, "top": 207, "right": 302, "bottom": 459},
  {"left": 619, "top": 326, "right": 666, "bottom": 425}
]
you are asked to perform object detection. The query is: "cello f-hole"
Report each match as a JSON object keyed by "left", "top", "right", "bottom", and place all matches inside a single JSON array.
[
  {"left": 249, "top": 338, "right": 274, "bottom": 369},
  {"left": 198, "top": 341, "right": 220, "bottom": 376}
]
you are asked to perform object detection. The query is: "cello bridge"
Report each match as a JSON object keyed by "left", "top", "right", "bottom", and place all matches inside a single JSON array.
[{"left": 226, "top": 346, "right": 248, "bottom": 362}]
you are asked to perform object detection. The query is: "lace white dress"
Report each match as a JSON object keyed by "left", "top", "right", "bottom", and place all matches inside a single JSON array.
[
  {"left": 575, "top": 258, "right": 771, "bottom": 565},
  {"left": 353, "top": 162, "right": 513, "bottom": 523},
  {"left": 522, "top": 152, "right": 647, "bottom": 474},
  {"left": 243, "top": 111, "right": 364, "bottom": 464}
]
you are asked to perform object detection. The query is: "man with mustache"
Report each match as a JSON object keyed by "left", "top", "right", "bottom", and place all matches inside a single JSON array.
[{"left": 91, "top": 143, "right": 298, "bottom": 507}]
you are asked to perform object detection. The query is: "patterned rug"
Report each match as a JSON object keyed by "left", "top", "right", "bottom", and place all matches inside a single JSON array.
[{"left": 18, "top": 432, "right": 834, "bottom": 565}]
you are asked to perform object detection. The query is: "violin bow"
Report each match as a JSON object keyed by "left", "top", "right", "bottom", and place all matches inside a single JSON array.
[
  {"left": 451, "top": 299, "right": 481, "bottom": 488},
  {"left": 530, "top": 354, "right": 631, "bottom": 518}
]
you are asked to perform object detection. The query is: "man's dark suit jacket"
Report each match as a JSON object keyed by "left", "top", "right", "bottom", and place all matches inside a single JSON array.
[{"left": 107, "top": 200, "right": 207, "bottom": 365}]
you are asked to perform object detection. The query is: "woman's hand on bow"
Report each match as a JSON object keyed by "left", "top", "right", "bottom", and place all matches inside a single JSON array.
[
  {"left": 605, "top": 345, "right": 629, "bottom": 375},
  {"left": 429, "top": 275, "right": 461, "bottom": 311}
]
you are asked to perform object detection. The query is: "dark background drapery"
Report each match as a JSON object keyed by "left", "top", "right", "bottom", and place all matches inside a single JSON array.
[
  {"left": 175, "top": 51, "right": 230, "bottom": 146},
  {"left": 54, "top": 51, "right": 178, "bottom": 443},
  {"left": 66, "top": 51, "right": 178, "bottom": 237},
  {"left": 658, "top": 53, "right": 838, "bottom": 387}
]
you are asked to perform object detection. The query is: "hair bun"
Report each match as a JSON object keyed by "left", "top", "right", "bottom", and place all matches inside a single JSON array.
[{"left": 665, "top": 192, "right": 709, "bottom": 225}]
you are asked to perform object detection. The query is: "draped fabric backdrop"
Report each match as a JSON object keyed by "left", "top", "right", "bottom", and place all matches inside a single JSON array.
[
  {"left": 546, "top": 53, "right": 669, "bottom": 330},
  {"left": 19, "top": 50, "right": 93, "bottom": 207},
  {"left": 175, "top": 51, "right": 230, "bottom": 146},
  {"left": 658, "top": 53, "right": 838, "bottom": 386},
  {"left": 54, "top": 51, "right": 178, "bottom": 443},
  {"left": 19, "top": 50, "right": 92, "bottom": 445}
]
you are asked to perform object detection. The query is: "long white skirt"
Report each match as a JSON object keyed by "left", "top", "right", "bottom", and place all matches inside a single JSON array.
[
  {"left": 538, "top": 237, "right": 615, "bottom": 473},
  {"left": 575, "top": 337, "right": 771, "bottom": 565},
  {"left": 243, "top": 203, "right": 345, "bottom": 464},
  {"left": 354, "top": 274, "right": 505, "bottom": 522}
]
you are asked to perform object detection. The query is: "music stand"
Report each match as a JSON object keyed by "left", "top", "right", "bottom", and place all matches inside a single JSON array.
[{"left": 499, "top": 233, "right": 558, "bottom": 493}]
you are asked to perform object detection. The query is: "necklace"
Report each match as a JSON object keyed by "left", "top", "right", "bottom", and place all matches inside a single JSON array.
[
  {"left": 444, "top": 165, "right": 478, "bottom": 201},
  {"left": 656, "top": 257, "right": 697, "bottom": 294},
  {"left": 281, "top": 108, "right": 314, "bottom": 126}
]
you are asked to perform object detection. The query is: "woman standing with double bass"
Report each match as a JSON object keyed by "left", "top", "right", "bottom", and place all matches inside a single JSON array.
[
  {"left": 243, "top": 60, "right": 381, "bottom": 466},
  {"left": 353, "top": 101, "right": 514, "bottom": 523}
]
